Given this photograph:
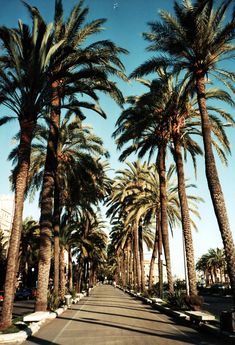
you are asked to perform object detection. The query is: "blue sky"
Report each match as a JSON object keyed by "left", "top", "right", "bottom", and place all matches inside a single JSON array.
[{"left": 0, "top": 0, "right": 235, "bottom": 278}]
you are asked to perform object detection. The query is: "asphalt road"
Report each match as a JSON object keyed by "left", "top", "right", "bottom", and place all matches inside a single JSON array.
[
  {"left": 22, "top": 285, "right": 232, "bottom": 345},
  {"left": 201, "top": 294, "right": 233, "bottom": 319},
  {"left": 0, "top": 299, "right": 35, "bottom": 319},
  {"left": 1, "top": 292, "right": 233, "bottom": 322}
]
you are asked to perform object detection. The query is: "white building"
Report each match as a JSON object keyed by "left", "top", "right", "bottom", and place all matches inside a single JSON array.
[
  {"left": 144, "top": 259, "right": 168, "bottom": 286},
  {"left": 0, "top": 195, "right": 14, "bottom": 255}
]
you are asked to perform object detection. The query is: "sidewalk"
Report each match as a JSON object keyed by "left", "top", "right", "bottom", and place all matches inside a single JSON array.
[{"left": 22, "top": 285, "right": 232, "bottom": 345}]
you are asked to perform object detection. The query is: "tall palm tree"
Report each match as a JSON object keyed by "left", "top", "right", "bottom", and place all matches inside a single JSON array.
[
  {"left": 22, "top": 0, "right": 127, "bottom": 311},
  {"left": 115, "top": 67, "right": 232, "bottom": 296},
  {"left": 0, "top": 16, "right": 64, "bottom": 329},
  {"left": 130, "top": 0, "right": 235, "bottom": 305},
  {"left": 25, "top": 112, "right": 109, "bottom": 296},
  {"left": 107, "top": 161, "right": 151, "bottom": 291}
]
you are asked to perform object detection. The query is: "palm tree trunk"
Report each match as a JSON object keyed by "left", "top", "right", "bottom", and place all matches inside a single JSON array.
[
  {"left": 53, "top": 183, "right": 60, "bottom": 294},
  {"left": 149, "top": 213, "right": 160, "bottom": 289},
  {"left": 196, "top": 74, "right": 235, "bottom": 307},
  {"left": 158, "top": 224, "right": 163, "bottom": 299},
  {"left": 36, "top": 81, "right": 60, "bottom": 311},
  {"left": 158, "top": 145, "right": 174, "bottom": 293},
  {"left": 68, "top": 246, "right": 73, "bottom": 290},
  {"left": 129, "top": 241, "right": 133, "bottom": 288},
  {"left": 174, "top": 137, "right": 197, "bottom": 296},
  {"left": 132, "top": 230, "right": 136, "bottom": 289},
  {"left": 59, "top": 245, "right": 65, "bottom": 300},
  {"left": 77, "top": 255, "right": 84, "bottom": 292},
  {"left": 0, "top": 120, "right": 36, "bottom": 329},
  {"left": 121, "top": 253, "right": 126, "bottom": 287},
  {"left": 133, "top": 221, "right": 141, "bottom": 291},
  {"left": 139, "top": 225, "right": 145, "bottom": 292}
]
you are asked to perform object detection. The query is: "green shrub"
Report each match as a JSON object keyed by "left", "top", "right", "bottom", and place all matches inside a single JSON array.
[
  {"left": 47, "top": 292, "right": 62, "bottom": 311},
  {"left": 164, "top": 290, "right": 187, "bottom": 310},
  {"left": 69, "top": 288, "right": 77, "bottom": 299}
]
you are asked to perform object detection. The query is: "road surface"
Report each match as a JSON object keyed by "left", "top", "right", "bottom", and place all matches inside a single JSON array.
[{"left": 22, "top": 285, "right": 231, "bottom": 345}]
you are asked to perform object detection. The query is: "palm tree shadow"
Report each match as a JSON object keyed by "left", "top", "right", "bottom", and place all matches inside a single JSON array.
[
  {"left": 72, "top": 303, "right": 149, "bottom": 313},
  {"left": 25, "top": 335, "right": 60, "bottom": 345},
  {"left": 56, "top": 315, "right": 201, "bottom": 344},
  {"left": 76, "top": 307, "right": 170, "bottom": 324}
]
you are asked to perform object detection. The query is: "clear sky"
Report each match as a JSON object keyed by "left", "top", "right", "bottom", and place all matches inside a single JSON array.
[{"left": 0, "top": 0, "right": 235, "bottom": 279}]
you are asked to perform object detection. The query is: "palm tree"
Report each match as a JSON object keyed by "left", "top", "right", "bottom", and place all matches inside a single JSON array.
[
  {"left": 22, "top": 0, "right": 127, "bottom": 311},
  {"left": 18, "top": 218, "right": 40, "bottom": 288},
  {"left": 25, "top": 112, "right": 109, "bottom": 297},
  {"left": 196, "top": 248, "right": 227, "bottom": 285},
  {"left": 0, "top": 16, "right": 64, "bottom": 329},
  {"left": 130, "top": 0, "right": 235, "bottom": 305},
  {"left": 116, "top": 66, "right": 232, "bottom": 296},
  {"left": 72, "top": 210, "right": 108, "bottom": 292},
  {"left": 107, "top": 161, "right": 151, "bottom": 291}
]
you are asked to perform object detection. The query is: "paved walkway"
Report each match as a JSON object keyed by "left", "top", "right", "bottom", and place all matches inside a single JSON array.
[{"left": 22, "top": 285, "right": 229, "bottom": 345}]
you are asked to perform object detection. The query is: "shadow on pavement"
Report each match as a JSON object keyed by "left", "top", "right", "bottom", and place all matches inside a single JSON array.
[
  {"left": 74, "top": 307, "right": 170, "bottom": 324},
  {"left": 25, "top": 335, "right": 60, "bottom": 345},
  {"left": 56, "top": 315, "right": 203, "bottom": 344}
]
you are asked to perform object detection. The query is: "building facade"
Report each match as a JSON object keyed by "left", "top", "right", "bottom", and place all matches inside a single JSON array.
[{"left": 0, "top": 195, "right": 14, "bottom": 255}]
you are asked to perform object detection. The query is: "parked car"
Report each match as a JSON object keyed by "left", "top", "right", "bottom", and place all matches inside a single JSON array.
[
  {"left": 0, "top": 290, "right": 4, "bottom": 303},
  {"left": 15, "top": 288, "right": 36, "bottom": 300}
]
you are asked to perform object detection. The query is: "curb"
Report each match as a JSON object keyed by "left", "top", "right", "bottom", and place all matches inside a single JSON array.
[
  {"left": 0, "top": 292, "right": 87, "bottom": 344},
  {"left": 121, "top": 287, "right": 235, "bottom": 341}
]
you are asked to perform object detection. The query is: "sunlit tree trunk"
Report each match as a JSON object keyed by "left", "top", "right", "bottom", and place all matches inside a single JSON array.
[
  {"left": 158, "top": 145, "right": 174, "bottom": 293},
  {"left": 139, "top": 224, "right": 145, "bottom": 292},
  {"left": 36, "top": 81, "right": 60, "bottom": 311},
  {"left": 173, "top": 137, "right": 197, "bottom": 296},
  {"left": 158, "top": 214, "right": 163, "bottom": 299},
  {"left": 0, "top": 120, "right": 36, "bottom": 329},
  {"left": 68, "top": 246, "right": 73, "bottom": 290},
  {"left": 149, "top": 213, "right": 160, "bottom": 289},
  {"left": 133, "top": 221, "right": 141, "bottom": 291},
  {"left": 196, "top": 73, "right": 235, "bottom": 307}
]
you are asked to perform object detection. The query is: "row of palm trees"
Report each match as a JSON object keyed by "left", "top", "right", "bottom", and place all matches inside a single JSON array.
[
  {"left": 107, "top": 0, "right": 235, "bottom": 307},
  {"left": 0, "top": 0, "right": 235, "bottom": 330},
  {"left": 106, "top": 161, "right": 201, "bottom": 295},
  {"left": 196, "top": 248, "right": 228, "bottom": 286},
  {"left": 0, "top": 0, "right": 127, "bottom": 330}
]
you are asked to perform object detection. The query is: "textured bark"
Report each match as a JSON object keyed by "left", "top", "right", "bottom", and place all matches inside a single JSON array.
[
  {"left": 0, "top": 120, "right": 36, "bottom": 329},
  {"left": 133, "top": 221, "right": 141, "bottom": 291},
  {"left": 121, "top": 253, "right": 126, "bottom": 287},
  {"left": 129, "top": 240, "right": 133, "bottom": 288},
  {"left": 158, "top": 223, "right": 163, "bottom": 299},
  {"left": 59, "top": 246, "right": 65, "bottom": 300},
  {"left": 68, "top": 247, "right": 73, "bottom": 290},
  {"left": 139, "top": 225, "right": 145, "bottom": 292},
  {"left": 53, "top": 183, "right": 60, "bottom": 294},
  {"left": 36, "top": 81, "right": 60, "bottom": 311},
  {"left": 149, "top": 213, "right": 160, "bottom": 289},
  {"left": 158, "top": 145, "right": 174, "bottom": 293},
  {"left": 132, "top": 230, "right": 136, "bottom": 289},
  {"left": 196, "top": 73, "right": 235, "bottom": 308},
  {"left": 77, "top": 255, "right": 84, "bottom": 292},
  {"left": 174, "top": 137, "right": 197, "bottom": 296}
]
